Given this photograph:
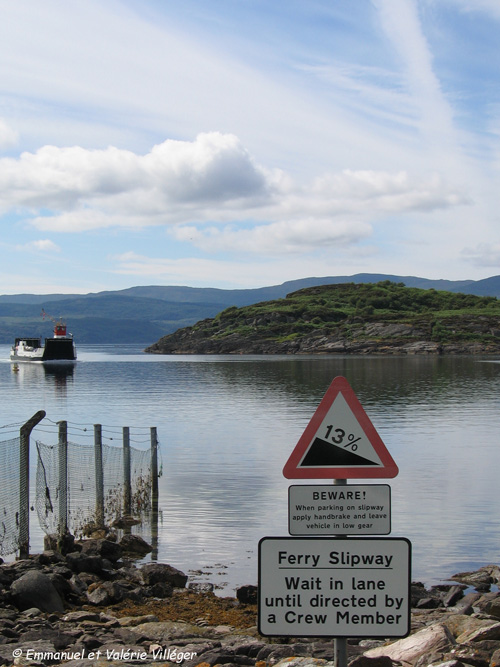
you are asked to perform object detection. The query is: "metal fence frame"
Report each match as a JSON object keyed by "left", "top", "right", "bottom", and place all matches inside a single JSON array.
[{"left": 2, "top": 412, "right": 158, "bottom": 559}]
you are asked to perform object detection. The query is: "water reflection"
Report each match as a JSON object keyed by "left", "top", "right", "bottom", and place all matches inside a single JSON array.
[
  {"left": 1, "top": 348, "right": 500, "bottom": 593},
  {"left": 11, "top": 362, "right": 74, "bottom": 399}
]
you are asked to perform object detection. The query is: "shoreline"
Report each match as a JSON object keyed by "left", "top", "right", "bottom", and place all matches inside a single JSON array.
[{"left": 2, "top": 537, "right": 500, "bottom": 666}]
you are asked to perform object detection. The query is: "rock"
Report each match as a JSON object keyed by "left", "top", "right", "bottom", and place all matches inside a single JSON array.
[
  {"left": 118, "top": 614, "right": 159, "bottom": 626},
  {"left": 450, "top": 592, "right": 482, "bottom": 615},
  {"left": 112, "top": 515, "right": 141, "bottom": 528},
  {"left": 128, "top": 620, "right": 216, "bottom": 641},
  {"left": 87, "top": 580, "right": 130, "bottom": 605},
  {"left": 118, "top": 533, "right": 153, "bottom": 557},
  {"left": 422, "top": 661, "right": 464, "bottom": 667},
  {"left": 268, "top": 659, "right": 333, "bottom": 667},
  {"left": 411, "top": 582, "right": 435, "bottom": 607},
  {"left": 417, "top": 596, "right": 443, "bottom": 609},
  {"left": 9, "top": 570, "right": 65, "bottom": 613},
  {"left": 491, "top": 647, "right": 500, "bottom": 666},
  {"left": 442, "top": 613, "right": 482, "bottom": 638},
  {"left": 403, "top": 341, "right": 442, "bottom": 354},
  {"left": 440, "top": 586, "right": 465, "bottom": 608},
  {"left": 0, "top": 639, "right": 57, "bottom": 665},
  {"left": 140, "top": 562, "right": 188, "bottom": 588},
  {"left": 33, "top": 550, "right": 66, "bottom": 567},
  {"left": 484, "top": 599, "right": 500, "bottom": 619},
  {"left": 65, "top": 551, "right": 106, "bottom": 574},
  {"left": 474, "top": 592, "right": 500, "bottom": 618},
  {"left": 451, "top": 569, "right": 494, "bottom": 591},
  {"left": 189, "top": 582, "right": 215, "bottom": 593},
  {"left": 348, "top": 657, "right": 394, "bottom": 667},
  {"left": 146, "top": 580, "right": 173, "bottom": 597},
  {"left": 4, "top": 554, "right": 500, "bottom": 667},
  {"left": 365, "top": 623, "right": 456, "bottom": 666},
  {"left": 47, "top": 572, "right": 76, "bottom": 603},
  {"left": 44, "top": 532, "right": 78, "bottom": 555},
  {"left": 62, "top": 611, "right": 101, "bottom": 622},
  {"left": 237, "top": 585, "right": 258, "bottom": 604},
  {"left": 456, "top": 620, "right": 500, "bottom": 643},
  {"left": 441, "top": 645, "right": 492, "bottom": 666},
  {"left": 78, "top": 538, "right": 123, "bottom": 562}
]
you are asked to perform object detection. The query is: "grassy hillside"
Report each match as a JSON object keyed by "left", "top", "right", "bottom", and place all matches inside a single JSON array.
[
  {"left": 0, "top": 295, "right": 225, "bottom": 344},
  {"left": 145, "top": 281, "right": 500, "bottom": 355},
  {"left": 3, "top": 274, "right": 500, "bottom": 345}
]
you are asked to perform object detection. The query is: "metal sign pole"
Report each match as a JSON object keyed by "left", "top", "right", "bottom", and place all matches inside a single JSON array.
[
  {"left": 272, "top": 377, "right": 406, "bottom": 660},
  {"left": 333, "top": 478, "right": 348, "bottom": 667}
]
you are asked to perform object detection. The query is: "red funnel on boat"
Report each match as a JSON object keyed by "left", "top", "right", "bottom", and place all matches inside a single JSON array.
[{"left": 54, "top": 323, "right": 67, "bottom": 337}]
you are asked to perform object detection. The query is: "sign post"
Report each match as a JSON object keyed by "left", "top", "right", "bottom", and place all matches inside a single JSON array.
[{"left": 258, "top": 376, "right": 410, "bottom": 667}]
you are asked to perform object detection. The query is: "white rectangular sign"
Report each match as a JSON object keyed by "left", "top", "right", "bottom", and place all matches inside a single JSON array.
[
  {"left": 258, "top": 537, "right": 411, "bottom": 638},
  {"left": 288, "top": 485, "right": 391, "bottom": 535}
]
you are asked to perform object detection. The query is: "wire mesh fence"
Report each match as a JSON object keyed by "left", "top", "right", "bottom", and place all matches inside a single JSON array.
[
  {"left": 35, "top": 438, "right": 152, "bottom": 538},
  {"left": 0, "top": 436, "right": 22, "bottom": 556},
  {"left": 0, "top": 414, "right": 159, "bottom": 557}
]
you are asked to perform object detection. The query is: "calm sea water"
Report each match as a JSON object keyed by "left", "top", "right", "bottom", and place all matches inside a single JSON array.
[{"left": 1, "top": 345, "right": 500, "bottom": 594}]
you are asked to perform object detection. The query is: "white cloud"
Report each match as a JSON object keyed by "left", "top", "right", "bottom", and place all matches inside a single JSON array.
[
  {"left": 174, "top": 218, "right": 372, "bottom": 255},
  {"left": 0, "top": 1, "right": 498, "bottom": 290},
  {"left": 299, "top": 62, "right": 416, "bottom": 133},
  {"left": 0, "top": 133, "right": 272, "bottom": 226},
  {"left": 16, "top": 239, "right": 61, "bottom": 252},
  {"left": 173, "top": 169, "right": 468, "bottom": 255},
  {"left": 310, "top": 170, "right": 467, "bottom": 212},
  {"left": 447, "top": 0, "right": 500, "bottom": 20},
  {"left": 0, "top": 119, "right": 18, "bottom": 151},
  {"left": 375, "top": 0, "right": 458, "bottom": 157},
  {"left": 31, "top": 239, "right": 60, "bottom": 252},
  {"left": 0, "top": 133, "right": 466, "bottom": 259}
]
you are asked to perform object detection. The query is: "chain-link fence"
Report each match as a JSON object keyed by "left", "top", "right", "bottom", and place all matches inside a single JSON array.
[
  {"left": 0, "top": 414, "right": 159, "bottom": 557},
  {"left": 0, "top": 436, "right": 22, "bottom": 556},
  {"left": 35, "top": 438, "right": 152, "bottom": 538}
]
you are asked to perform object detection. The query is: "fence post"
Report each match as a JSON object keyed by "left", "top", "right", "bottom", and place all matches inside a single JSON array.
[
  {"left": 58, "top": 421, "right": 68, "bottom": 537},
  {"left": 150, "top": 427, "right": 159, "bottom": 561},
  {"left": 94, "top": 424, "right": 105, "bottom": 530},
  {"left": 123, "top": 426, "right": 131, "bottom": 515},
  {"left": 19, "top": 410, "right": 46, "bottom": 559},
  {"left": 150, "top": 427, "right": 158, "bottom": 511}
]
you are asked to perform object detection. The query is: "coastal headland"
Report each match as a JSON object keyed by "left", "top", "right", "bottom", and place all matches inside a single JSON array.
[{"left": 145, "top": 282, "right": 500, "bottom": 355}]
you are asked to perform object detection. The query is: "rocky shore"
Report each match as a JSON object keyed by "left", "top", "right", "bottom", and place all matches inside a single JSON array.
[
  {"left": 2, "top": 535, "right": 500, "bottom": 667},
  {"left": 145, "top": 319, "right": 500, "bottom": 355}
]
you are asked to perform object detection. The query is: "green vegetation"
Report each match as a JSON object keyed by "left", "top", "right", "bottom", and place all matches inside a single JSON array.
[
  {"left": 3, "top": 276, "right": 500, "bottom": 345},
  {"left": 199, "top": 281, "right": 499, "bottom": 341},
  {"left": 146, "top": 281, "right": 500, "bottom": 353},
  {"left": 0, "top": 295, "right": 224, "bottom": 344}
]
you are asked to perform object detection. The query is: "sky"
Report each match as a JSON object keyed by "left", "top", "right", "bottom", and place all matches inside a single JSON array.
[{"left": 1, "top": 0, "right": 500, "bottom": 294}]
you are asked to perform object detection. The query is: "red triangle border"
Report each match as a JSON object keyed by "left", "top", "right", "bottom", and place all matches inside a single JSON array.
[{"left": 283, "top": 376, "right": 399, "bottom": 479}]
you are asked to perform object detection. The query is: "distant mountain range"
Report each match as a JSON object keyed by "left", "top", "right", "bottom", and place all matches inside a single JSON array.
[{"left": 1, "top": 273, "right": 500, "bottom": 345}]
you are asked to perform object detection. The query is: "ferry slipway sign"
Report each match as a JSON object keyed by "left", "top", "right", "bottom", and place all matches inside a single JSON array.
[
  {"left": 258, "top": 537, "right": 411, "bottom": 638},
  {"left": 283, "top": 376, "right": 398, "bottom": 479}
]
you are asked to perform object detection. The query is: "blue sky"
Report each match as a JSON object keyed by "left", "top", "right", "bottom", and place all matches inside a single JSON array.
[{"left": 1, "top": 0, "right": 500, "bottom": 294}]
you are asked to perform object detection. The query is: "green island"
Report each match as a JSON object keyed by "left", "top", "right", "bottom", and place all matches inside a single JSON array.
[{"left": 145, "top": 281, "right": 500, "bottom": 355}]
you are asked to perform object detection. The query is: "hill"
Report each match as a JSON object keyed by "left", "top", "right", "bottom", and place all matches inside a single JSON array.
[
  {"left": 144, "top": 281, "right": 500, "bottom": 355},
  {"left": 2, "top": 273, "right": 500, "bottom": 344}
]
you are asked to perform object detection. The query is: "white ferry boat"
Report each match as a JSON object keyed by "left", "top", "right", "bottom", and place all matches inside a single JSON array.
[{"left": 10, "top": 319, "right": 77, "bottom": 364}]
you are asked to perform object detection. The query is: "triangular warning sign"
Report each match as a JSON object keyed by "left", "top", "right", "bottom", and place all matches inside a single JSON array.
[{"left": 283, "top": 376, "right": 398, "bottom": 479}]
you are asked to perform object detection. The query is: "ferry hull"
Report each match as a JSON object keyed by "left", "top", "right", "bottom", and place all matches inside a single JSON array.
[{"left": 10, "top": 337, "right": 77, "bottom": 364}]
